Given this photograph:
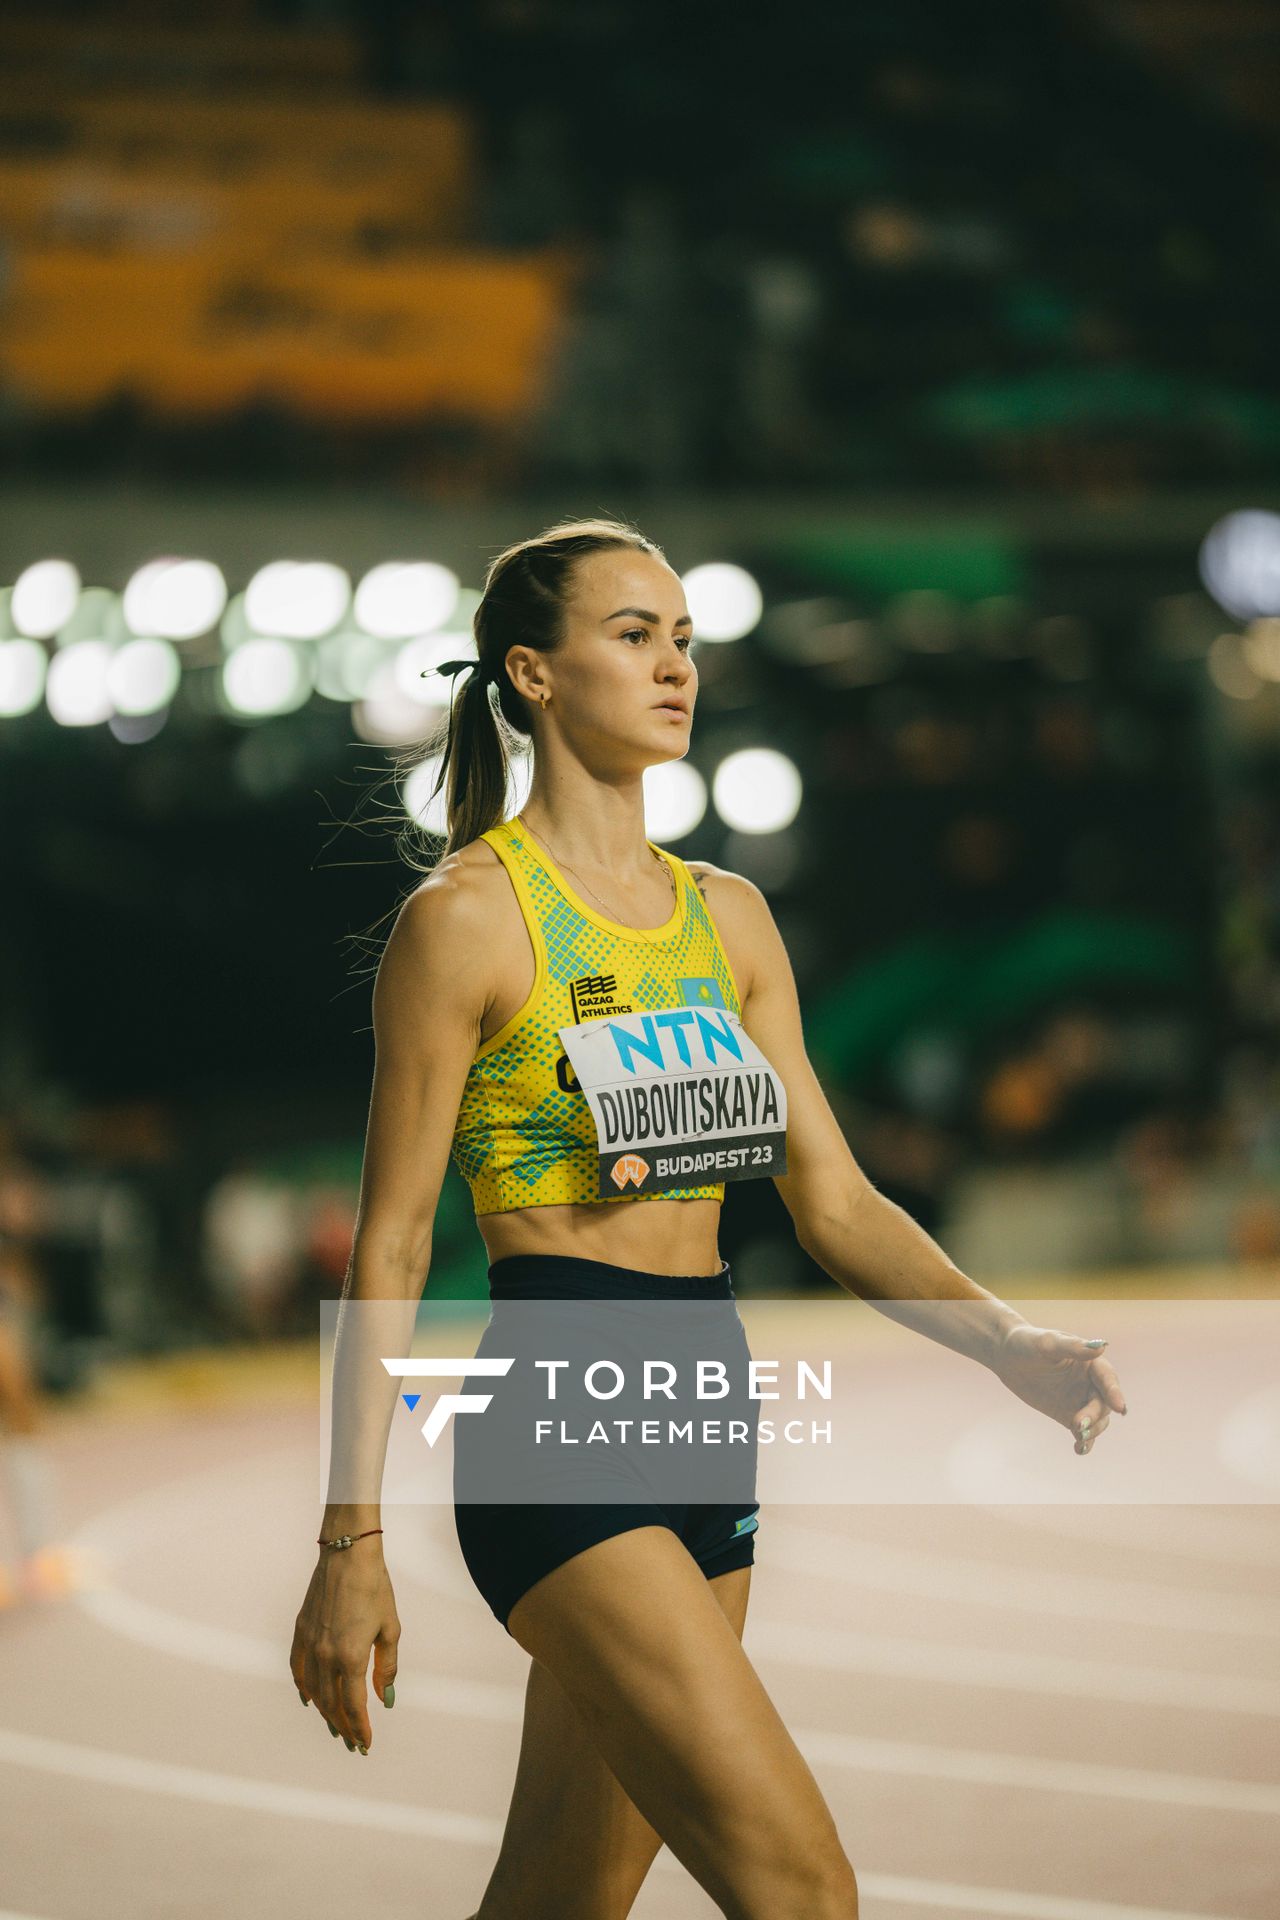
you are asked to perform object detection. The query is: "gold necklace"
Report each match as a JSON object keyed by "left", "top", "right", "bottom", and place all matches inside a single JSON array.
[{"left": 515, "top": 812, "right": 678, "bottom": 945}]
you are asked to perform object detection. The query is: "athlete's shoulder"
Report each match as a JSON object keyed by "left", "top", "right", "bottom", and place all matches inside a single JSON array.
[
  {"left": 681, "top": 857, "right": 765, "bottom": 917},
  {"left": 679, "top": 858, "right": 775, "bottom": 1005},
  {"left": 387, "top": 833, "right": 513, "bottom": 959}
]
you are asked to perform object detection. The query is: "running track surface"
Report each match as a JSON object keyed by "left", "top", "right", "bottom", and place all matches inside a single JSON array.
[{"left": 1, "top": 1291, "right": 1277, "bottom": 1920}]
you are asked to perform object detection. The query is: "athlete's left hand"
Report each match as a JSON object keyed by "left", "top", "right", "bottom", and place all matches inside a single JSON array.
[{"left": 990, "top": 1324, "right": 1127, "bottom": 1454}]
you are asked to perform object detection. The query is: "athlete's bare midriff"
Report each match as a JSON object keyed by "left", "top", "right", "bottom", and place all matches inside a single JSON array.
[
  {"left": 476, "top": 1192, "right": 725, "bottom": 1277},
  {"left": 445, "top": 833, "right": 740, "bottom": 1279}
]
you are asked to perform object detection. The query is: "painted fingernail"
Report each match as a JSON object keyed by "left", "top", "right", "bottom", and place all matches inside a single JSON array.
[
  {"left": 357, "top": 1743, "right": 369, "bottom": 1756},
  {"left": 344, "top": 1737, "right": 355, "bottom": 1751},
  {"left": 1085, "top": 1338, "right": 1108, "bottom": 1349},
  {"left": 327, "top": 1721, "right": 339, "bottom": 1737},
  {"left": 298, "top": 1689, "right": 308, "bottom": 1706},
  {"left": 384, "top": 1683, "right": 395, "bottom": 1709}
]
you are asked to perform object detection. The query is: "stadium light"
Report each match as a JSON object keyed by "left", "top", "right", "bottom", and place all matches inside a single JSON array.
[
  {"left": 712, "top": 747, "right": 802, "bottom": 832},
  {"left": 0, "top": 639, "right": 48, "bottom": 716},
  {"left": 393, "top": 633, "right": 475, "bottom": 706},
  {"left": 1199, "top": 510, "right": 1280, "bottom": 621},
  {"left": 354, "top": 562, "right": 459, "bottom": 639},
  {"left": 1207, "top": 632, "right": 1262, "bottom": 700},
  {"left": 12, "top": 559, "right": 81, "bottom": 638},
  {"left": 680, "top": 563, "right": 763, "bottom": 642},
  {"left": 124, "top": 559, "right": 227, "bottom": 639},
  {"left": 401, "top": 756, "right": 449, "bottom": 833},
  {"left": 353, "top": 658, "right": 441, "bottom": 744},
  {"left": 643, "top": 760, "right": 707, "bottom": 840},
  {"left": 313, "top": 631, "right": 392, "bottom": 702},
  {"left": 223, "top": 638, "right": 313, "bottom": 716},
  {"left": 108, "top": 637, "right": 183, "bottom": 716},
  {"left": 47, "top": 640, "right": 113, "bottom": 726},
  {"left": 245, "top": 562, "right": 350, "bottom": 639}
]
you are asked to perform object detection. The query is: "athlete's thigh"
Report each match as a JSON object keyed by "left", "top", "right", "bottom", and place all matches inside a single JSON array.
[
  {"left": 477, "top": 1563, "right": 752, "bottom": 1920},
  {"left": 505, "top": 1526, "right": 854, "bottom": 1920}
]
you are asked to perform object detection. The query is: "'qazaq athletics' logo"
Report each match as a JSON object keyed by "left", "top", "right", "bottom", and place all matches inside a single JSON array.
[{"left": 380, "top": 1356, "right": 514, "bottom": 1445}]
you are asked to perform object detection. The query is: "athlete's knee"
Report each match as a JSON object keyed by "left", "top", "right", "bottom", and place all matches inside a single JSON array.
[
  {"left": 769, "top": 1860, "right": 859, "bottom": 1920},
  {"left": 809, "top": 1858, "right": 860, "bottom": 1920},
  {"left": 750, "top": 1848, "right": 858, "bottom": 1920}
]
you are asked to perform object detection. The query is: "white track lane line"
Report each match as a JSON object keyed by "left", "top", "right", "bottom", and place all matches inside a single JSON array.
[
  {"left": 864, "top": 1878, "right": 1257, "bottom": 1920},
  {"left": 0, "top": 1728, "right": 1262, "bottom": 1920},
  {"left": 57, "top": 1571, "right": 1280, "bottom": 1816},
  {"left": 743, "top": 1619, "right": 1280, "bottom": 1716},
  {"left": 75, "top": 1573, "right": 520, "bottom": 1722},
  {"left": 763, "top": 1515, "right": 1280, "bottom": 1637},
  {"left": 52, "top": 1451, "right": 1280, "bottom": 1831},
  {"left": 86, "top": 1553, "right": 1280, "bottom": 1733},
  {"left": 976, "top": 1503, "right": 1280, "bottom": 1572},
  {"left": 0, "top": 1724, "right": 501, "bottom": 1843},
  {"left": 84, "top": 1436, "right": 1278, "bottom": 1637},
  {"left": 795, "top": 1727, "right": 1280, "bottom": 1818},
  {"left": 63, "top": 1461, "right": 1280, "bottom": 1730},
  {"left": 71, "top": 1529, "right": 1280, "bottom": 1723},
  {"left": 1219, "top": 1384, "right": 1280, "bottom": 1496}
]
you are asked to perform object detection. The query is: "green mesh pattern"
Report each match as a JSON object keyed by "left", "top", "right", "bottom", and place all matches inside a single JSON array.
[{"left": 450, "top": 824, "right": 743, "bottom": 1212}]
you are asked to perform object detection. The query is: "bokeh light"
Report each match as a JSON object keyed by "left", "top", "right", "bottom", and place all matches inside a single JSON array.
[
  {"left": 1199, "top": 510, "right": 1280, "bottom": 621},
  {"left": 681, "top": 563, "right": 763, "bottom": 642},
  {"left": 393, "top": 633, "right": 475, "bottom": 707},
  {"left": 223, "top": 637, "right": 313, "bottom": 716},
  {"left": 46, "top": 638, "right": 114, "bottom": 726},
  {"left": 712, "top": 746, "right": 803, "bottom": 831},
  {"left": 12, "top": 558, "right": 81, "bottom": 638},
  {"left": 401, "top": 755, "right": 448, "bottom": 833},
  {"left": 124, "top": 558, "right": 227, "bottom": 639},
  {"left": 643, "top": 760, "right": 708, "bottom": 840},
  {"left": 108, "top": 637, "right": 183, "bottom": 716},
  {"left": 1242, "top": 618, "right": 1280, "bottom": 683},
  {"left": 0, "top": 638, "right": 48, "bottom": 716},
  {"left": 353, "top": 658, "right": 443, "bottom": 744},
  {"left": 1207, "top": 632, "right": 1263, "bottom": 701},
  {"left": 354, "top": 562, "right": 459, "bottom": 639},
  {"left": 245, "top": 561, "right": 350, "bottom": 640}
]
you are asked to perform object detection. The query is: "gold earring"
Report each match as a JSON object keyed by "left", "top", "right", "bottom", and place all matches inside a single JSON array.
[{"left": 541, "top": 690, "right": 549, "bottom": 707}]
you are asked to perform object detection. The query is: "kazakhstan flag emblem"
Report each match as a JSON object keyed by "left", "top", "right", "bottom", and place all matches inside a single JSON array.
[{"left": 678, "top": 975, "right": 726, "bottom": 1008}]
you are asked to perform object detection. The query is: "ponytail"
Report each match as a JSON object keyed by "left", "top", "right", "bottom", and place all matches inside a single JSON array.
[
  {"left": 398, "top": 512, "right": 663, "bottom": 863},
  {"left": 336, "top": 514, "right": 662, "bottom": 997}
]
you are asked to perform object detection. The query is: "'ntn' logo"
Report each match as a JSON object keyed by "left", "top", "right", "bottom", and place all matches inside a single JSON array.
[{"left": 609, "top": 1008, "right": 742, "bottom": 1075}]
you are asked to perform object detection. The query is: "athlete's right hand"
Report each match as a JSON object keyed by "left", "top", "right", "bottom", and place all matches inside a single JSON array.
[{"left": 290, "top": 1544, "right": 400, "bottom": 1755}]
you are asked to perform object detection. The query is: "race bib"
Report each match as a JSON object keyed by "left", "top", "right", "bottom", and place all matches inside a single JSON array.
[{"left": 557, "top": 1003, "right": 788, "bottom": 1197}]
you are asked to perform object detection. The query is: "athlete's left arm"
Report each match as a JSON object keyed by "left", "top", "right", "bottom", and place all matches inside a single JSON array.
[
  {"left": 697, "top": 864, "right": 1027, "bottom": 1370},
  {"left": 694, "top": 866, "right": 1129, "bottom": 1442}
]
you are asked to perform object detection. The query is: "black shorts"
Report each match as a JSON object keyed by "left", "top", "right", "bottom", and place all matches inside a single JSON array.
[{"left": 453, "top": 1252, "right": 760, "bottom": 1634}]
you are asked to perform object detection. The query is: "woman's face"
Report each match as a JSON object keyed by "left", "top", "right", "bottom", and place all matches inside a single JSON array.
[{"left": 545, "top": 548, "right": 697, "bottom": 768}]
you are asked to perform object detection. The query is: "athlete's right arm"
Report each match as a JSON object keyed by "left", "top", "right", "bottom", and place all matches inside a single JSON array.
[
  {"left": 349, "top": 860, "right": 495, "bottom": 1296},
  {"left": 293, "top": 861, "right": 496, "bottom": 1754}
]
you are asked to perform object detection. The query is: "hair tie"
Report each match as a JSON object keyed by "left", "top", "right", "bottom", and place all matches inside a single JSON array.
[{"left": 426, "top": 656, "right": 482, "bottom": 682}]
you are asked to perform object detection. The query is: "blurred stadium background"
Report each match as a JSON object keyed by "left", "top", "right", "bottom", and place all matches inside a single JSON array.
[
  {"left": 1, "top": 5, "right": 1279, "bottom": 1919},
  {"left": 2, "top": 0, "right": 1277, "bottom": 1369}
]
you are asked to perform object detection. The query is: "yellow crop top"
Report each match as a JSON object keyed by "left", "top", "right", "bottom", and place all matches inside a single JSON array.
[{"left": 450, "top": 817, "right": 744, "bottom": 1213}]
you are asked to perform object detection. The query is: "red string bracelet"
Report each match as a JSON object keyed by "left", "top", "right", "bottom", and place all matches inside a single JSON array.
[{"left": 317, "top": 1528, "right": 384, "bottom": 1551}]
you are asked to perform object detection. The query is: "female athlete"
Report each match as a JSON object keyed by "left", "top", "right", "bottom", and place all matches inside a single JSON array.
[
  {"left": 291, "top": 517, "right": 1128, "bottom": 1920},
  {"left": 0, "top": 1127, "right": 72, "bottom": 1605}
]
